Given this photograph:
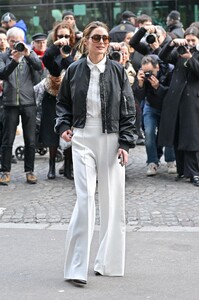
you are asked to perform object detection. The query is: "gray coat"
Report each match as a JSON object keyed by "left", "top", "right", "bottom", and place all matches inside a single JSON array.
[
  {"left": 0, "top": 49, "right": 42, "bottom": 106},
  {"left": 158, "top": 44, "right": 199, "bottom": 151}
]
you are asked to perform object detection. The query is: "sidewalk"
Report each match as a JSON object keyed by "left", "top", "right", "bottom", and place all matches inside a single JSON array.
[
  {"left": 0, "top": 226, "right": 199, "bottom": 300},
  {"left": 1, "top": 132, "right": 199, "bottom": 299}
]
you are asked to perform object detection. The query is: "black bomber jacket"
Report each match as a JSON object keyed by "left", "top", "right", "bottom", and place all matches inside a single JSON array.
[{"left": 55, "top": 56, "right": 137, "bottom": 152}]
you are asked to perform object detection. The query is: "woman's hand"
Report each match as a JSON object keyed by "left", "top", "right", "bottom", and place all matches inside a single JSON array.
[
  {"left": 118, "top": 148, "right": 128, "bottom": 167},
  {"left": 61, "top": 129, "right": 73, "bottom": 142},
  {"left": 54, "top": 37, "right": 69, "bottom": 47},
  {"left": 170, "top": 38, "right": 188, "bottom": 47}
]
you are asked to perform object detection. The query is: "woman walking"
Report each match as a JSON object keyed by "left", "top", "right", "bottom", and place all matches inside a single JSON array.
[{"left": 55, "top": 21, "right": 136, "bottom": 285}]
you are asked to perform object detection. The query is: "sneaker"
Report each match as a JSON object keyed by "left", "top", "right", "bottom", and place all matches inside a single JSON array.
[
  {"left": 0, "top": 172, "right": 11, "bottom": 185},
  {"left": 167, "top": 161, "right": 177, "bottom": 174},
  {"left": 26, "top": 172, "right": 37, "bottom": 184},
  {"left": 147, "top": 163, "right": 158, "bottom": 176}
]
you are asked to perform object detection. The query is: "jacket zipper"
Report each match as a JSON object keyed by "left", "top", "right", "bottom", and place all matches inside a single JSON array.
[{"left": 16, "top": 65, "right": 20, "bottom": 105}]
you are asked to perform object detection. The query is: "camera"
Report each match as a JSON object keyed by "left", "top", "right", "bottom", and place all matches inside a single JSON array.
[
  {"left": 176, "top": 45, "right": 189, "bottom": 55},
  {"left": 109, "top": 51, "right": 122, "bottom": 62},
  {"left": 144, "top": 71, "right": 153, "bottom": 79},
  {"left": 61, "top": 44, "right": 71, "bottom": 55},
  {"left": 146, "top": 33, "right": 156, "bottom": 44},
  {"left": 14, "top": 42, "right": 25, "bottom": 52}
]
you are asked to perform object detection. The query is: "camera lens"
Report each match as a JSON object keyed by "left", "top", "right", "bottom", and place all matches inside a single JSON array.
[
  {"left": 61, "top": 45, "right": 71, "bottom": 54},
  {"left": 14, "top": 42, "right": 25, "bottom": 52},
  {"left": 177, "top": 45, "right": 188, "bottom": 55},
  {"left": 146, "top": 34, "right": 156, "bottom": 44},
  {"left": 110, "top": 51, "right": 122, "bottom": 62},
  {"left": 144, "top": 71, "right": 153, "bottom": 79}
]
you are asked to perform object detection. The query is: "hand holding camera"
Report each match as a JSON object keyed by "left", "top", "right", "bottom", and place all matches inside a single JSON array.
[
  {"left": 171, "top": 38, "right": 192, "bottom": 58},
  {"left": 146, "top": 73, "right": 160, "bottom": 90},
  {"left": 54, "top": 37, "right": 71, "bottom": 57},
  {"left": 12, "top": 41, "right": 30, "bottom": 61}
]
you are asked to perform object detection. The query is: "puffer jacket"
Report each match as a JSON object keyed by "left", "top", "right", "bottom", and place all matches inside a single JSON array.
[
  {"left": 55, "top": 56, "right": 137, "bottom": 152},
  {"left": 0, "top": 49, "right": 42, "bottom": 106}
]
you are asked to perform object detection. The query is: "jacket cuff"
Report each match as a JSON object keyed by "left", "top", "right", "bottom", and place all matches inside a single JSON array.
[{"left": 119, "top": 143, "right": 130, "bottom": 152}]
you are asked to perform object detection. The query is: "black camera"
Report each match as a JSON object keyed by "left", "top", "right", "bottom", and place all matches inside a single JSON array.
[
  {"left": 176, "top": 45, "right": 189, "bottom": 55},
  {"left": 109, "top": 51, "right": 122, "bottom": 62},
  {"left": 144, "top": 71, "right": 153, "bottom": 79},
  {"left": 146, "top": 33, "right": 156, "bottom": 44},
  {"left": 61, "top": 44, "right": 71, "bottom": 54},
  {"left": 14, "top": 42, "right": 25, "bottom": 52}
]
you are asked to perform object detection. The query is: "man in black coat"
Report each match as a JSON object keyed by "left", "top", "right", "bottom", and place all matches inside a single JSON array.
[
  {"left": 109, "top": 10, "right": 136, "bottom": 42},
  {"left": 166, "top": 10, "right": 184, "bottom": 39},
  {"left": 158, "top": 26, "right": 199, "bottom": 186}
]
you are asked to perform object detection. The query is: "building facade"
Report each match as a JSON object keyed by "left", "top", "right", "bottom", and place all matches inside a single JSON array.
[{"left": 0, "top": 0, "right": 198, "bottom": 40}]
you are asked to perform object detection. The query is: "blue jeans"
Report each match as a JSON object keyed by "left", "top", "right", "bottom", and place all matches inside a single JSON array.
[{"left": 143, "top": 103, "right": 175, "bottom": 164}]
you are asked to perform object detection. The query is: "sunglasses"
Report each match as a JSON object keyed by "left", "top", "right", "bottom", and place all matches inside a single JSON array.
[
  {"left": 57, "top": 34, "right": 70, "bottom": 39},
  {"left": 90, "top": 34, "right": 110, "bottom": 43}
]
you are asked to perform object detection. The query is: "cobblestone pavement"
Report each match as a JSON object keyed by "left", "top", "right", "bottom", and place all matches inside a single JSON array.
[{"left": 0, "top": 133, "right": 199, "bottom": 228}]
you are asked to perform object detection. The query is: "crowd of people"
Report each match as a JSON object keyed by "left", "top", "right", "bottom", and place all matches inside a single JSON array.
[
  {"left": 0, "top": 8, "right": 199, "bottom": 185},
  {"left": 0, "top": 7, "right": 199, "bottom": 286}
]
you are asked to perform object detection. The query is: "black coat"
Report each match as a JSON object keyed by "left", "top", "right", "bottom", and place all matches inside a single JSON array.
[
  {"left": 166, "top": 22, "right": 184, "bottom": 39},
  {"left": 158, "top": 43, "right": 199, "bottom": 151},
  {"left": 109, "top": 21, "right": 136, "bottom": 43},
  {"left": 129, "top": 27, "right": 172, "bottom": 56}
]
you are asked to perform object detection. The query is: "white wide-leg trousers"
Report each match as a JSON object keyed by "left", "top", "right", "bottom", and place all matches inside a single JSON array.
[{"left": 64, "top": 118, "right": 126, "bottom": 281}]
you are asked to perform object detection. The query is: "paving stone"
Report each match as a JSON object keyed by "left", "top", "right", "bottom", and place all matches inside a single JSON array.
[{"left": 0, "top": 136, "right": 199, "bottom": 227}]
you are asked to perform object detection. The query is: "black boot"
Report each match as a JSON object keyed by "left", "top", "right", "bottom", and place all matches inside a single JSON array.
[
  {"left": 63, "top": 147, "right": 73, "bottom": 180},
  {"left": 48, "top": 159, "right": 56, "bottom": 179}
]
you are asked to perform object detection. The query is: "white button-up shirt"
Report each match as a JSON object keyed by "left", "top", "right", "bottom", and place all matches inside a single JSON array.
[{"left": 86, "top": 55, "right": 106, "bottom": 118}]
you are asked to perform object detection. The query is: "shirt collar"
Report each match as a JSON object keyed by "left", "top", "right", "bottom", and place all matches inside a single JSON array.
[{"left": 87, "top": 55, "right": 106, "bottom": 72}]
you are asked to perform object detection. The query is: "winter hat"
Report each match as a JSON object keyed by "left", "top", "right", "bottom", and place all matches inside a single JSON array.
[
  {"left": 122, "top": 10, "right": 136, "bottom": 20},
  {"left": 168, "top": 10, "right": 180, "bottom": 21},
  {"left": 62, "top": 11, "right": 74, "bottom": 20}
]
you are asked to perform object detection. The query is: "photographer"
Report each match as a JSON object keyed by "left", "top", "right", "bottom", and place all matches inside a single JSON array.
[
  {"left": 158, "top": 26, "right": 199, "bottom": 186},
  {"left": 129, "top": 25, "right": 172, "bottom": 56},
  {"left": 133, "top": 55, "right": 176, "bottom": 176},
  {"left": 109, "top": 42, "right": 136, "bottom": 85},
  {"left": 0, "top": 27, "right": 42, "bottom": 185},
  {"left": 41, "top": 22, "right": 76, "bottom": 180}
]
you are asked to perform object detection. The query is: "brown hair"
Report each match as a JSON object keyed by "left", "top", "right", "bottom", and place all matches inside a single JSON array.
[
  {"left": 184, "top": 26, "right": 199, "bottom": 38},
  {"left": 137, "top": 14, "right": 152, "bottom": 25},
  {"left": 52, "top": 21, "right": 76, "bottom": 47},
  {"left": 78, "top": 21, "right": 109, "bottom": 55}
]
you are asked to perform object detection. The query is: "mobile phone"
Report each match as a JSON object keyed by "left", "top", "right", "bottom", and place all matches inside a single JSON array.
[{"left": 118, "top": 154, "right": 124, "bottom": 167}]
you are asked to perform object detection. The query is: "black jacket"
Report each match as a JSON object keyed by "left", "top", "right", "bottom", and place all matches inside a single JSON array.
[
  {"left": 109, "top": 21, "right": 136, "bottom": 43},
  {"left": 42, "top": 44, "right": 74, "bottom": 77},
  {"left": 55, "top": 56, "right": 137, "bottom": 151},
  {"left": 166, "top": 22, "right": 184, "bottom": 39},
  {"left": 133, "top": 61, "right": 174, "bottom": 110},
  {"left": 129, "top": 27, "right": 172, "bottom": 56}
]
